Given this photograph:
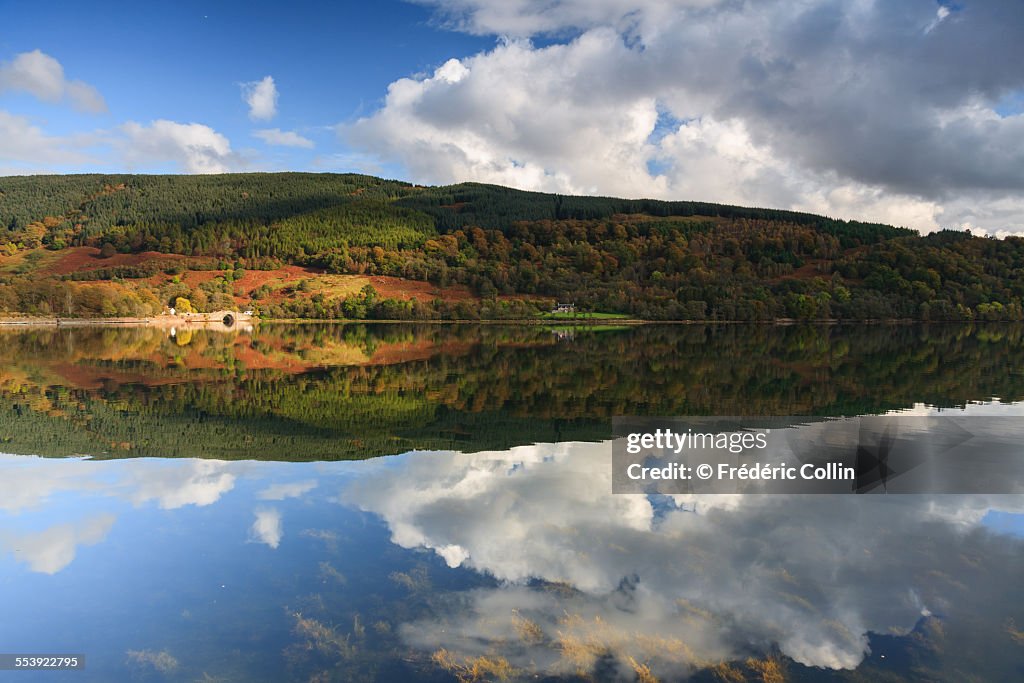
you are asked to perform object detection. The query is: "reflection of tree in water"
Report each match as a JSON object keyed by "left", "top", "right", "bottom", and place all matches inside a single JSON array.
[
  {"left": 0, "top": 323, "right": 1022, "bottom": 460},
  {"left": 125, "top": 649, "right": 179, "bottom": 675},
  {"left": 172, "top": 327, "right": 194, "bottom": 346},
  {"left": 282, "top": 556, "right": 482, "bottom": 683}
]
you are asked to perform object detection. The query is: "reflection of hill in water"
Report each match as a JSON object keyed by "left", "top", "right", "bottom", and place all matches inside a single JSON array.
[{"left": 1, "top": 323, "right": 1023, "bottom": 460}]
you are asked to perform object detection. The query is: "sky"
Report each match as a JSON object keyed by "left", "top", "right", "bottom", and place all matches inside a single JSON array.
[{"left": 1, "top": 0, "right": 1023, "bottom": 235}]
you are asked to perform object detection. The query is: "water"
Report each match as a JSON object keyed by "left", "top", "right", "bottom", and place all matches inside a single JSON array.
[{"left": 1, "top": 323, "right": 1022, "bottom": 681}]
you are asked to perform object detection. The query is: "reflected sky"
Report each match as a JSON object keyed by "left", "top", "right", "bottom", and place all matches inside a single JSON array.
[{"left": 2, "top": 414, "right": 1023, "bottom": 681}]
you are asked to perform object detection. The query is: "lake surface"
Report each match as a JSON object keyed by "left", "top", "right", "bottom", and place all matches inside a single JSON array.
[{"left": 1, "top": 323, "right": 1023, "bottom": 681}]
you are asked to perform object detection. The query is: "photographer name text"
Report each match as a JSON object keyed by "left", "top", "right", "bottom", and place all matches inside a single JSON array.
[{"left": 626, "top": 462, "right": 855, "bottom": 482}]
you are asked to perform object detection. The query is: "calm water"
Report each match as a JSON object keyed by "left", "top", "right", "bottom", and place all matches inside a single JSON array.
[{"left": 1, "top": 323, "right": 1023, "bottom": 681}]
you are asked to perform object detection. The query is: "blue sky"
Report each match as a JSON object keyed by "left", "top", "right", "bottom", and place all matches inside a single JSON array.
[
  {"left": 0, "top": 0, "right": 490, "bottom": 176},
  {"left": 2, "top": 0, "right": 1024, "bottom": 234}
]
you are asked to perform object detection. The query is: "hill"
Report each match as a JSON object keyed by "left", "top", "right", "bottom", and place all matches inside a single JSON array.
[{"left": 1, "top": 172, "right": 1023, "bottom": 321}]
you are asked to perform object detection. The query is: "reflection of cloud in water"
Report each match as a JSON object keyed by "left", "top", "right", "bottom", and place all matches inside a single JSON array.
[
  {"left": 0, "top": 455, "right": 100, "bottom": 513},
  {"left": 0, "top": 455, "right": 241, "bottom": 573},
  {"left": 0, "top": 514, "right": 115, "bottom": 574},
  {"left": 0, "top": 455, "right": 239, "bottom": 512},
  {"left": 887, "top": 401, "right": 1024, "bottom": 417},
  {"left": 344, "top": 441, "right": 1024, "bottom": 675},
  {"left": 258, "top": 479, "right": 317, "bottom": 501},
  {"left": 121, "top": 460, "right": 237, "bottom": 509},
  {"left": 250, "top": 508, "right": 283, "bottom": 549}
]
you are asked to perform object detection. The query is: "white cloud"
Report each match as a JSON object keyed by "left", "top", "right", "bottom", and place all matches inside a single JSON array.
[
  {"left": 257, "top": 479, "right": 318, "bottom": 500},
  {"left": 349, "top": 1, "right": 1024, "bottom": 233},
  {"left": 121, "top": 459, "right": 238, "bottom": 509},
  {"left": 121, "top": 120, "right": 238, "bottom": 173},
  {"left": 344, "top": 31, "right": 948, "bottom": 231},
  {"left": 249, "top": 508, "right": 283, "bottom": 548},
  {"left": 0, "top": 456, "right": 256, "bottom": 564},
  {"left": 242, "top": 75, "right": 278, "bottom": 121},
  {"left": 0, "top": 49, "right": 106, "bottom": 113},
  {"left": 0, "top": 455, "right": 242, "bottom": 513},
  {"left": 925, "top": 4, "right": 952, "bottom": 34},
  {"left": 0, "top": 455, "right": 95, "bottom": 513},
  {"left": 0, "top": 110, "right": 103, "bottom": 173},
  {"left": 346, "top": 34, "right": 658, "bottom": 197},
  {"left": 253, "top": 128, "right": 314, "bottom": 149},
  {"left": 0, "top": 514, "right": 115, "bottom": 575},
  {"left": 1, "top": 110, "right": 245, "bottom": 176}
]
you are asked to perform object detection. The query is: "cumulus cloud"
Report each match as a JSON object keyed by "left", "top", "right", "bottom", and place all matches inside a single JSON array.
[
  {"left": 253, "top": 128, "right": 314, "bottom": 148},
  {"left": 121, "top": 120, "right": 238, "bottom": 173},
  {"left": 249, "top": 508, "right": 283, "bottom": 548},
  {"left": 349, "top": 0, "right": 1024, "bottom": 233},
  {"left": 0, "top": 49, "right": 106, "bottom": 113},
  {"left": 344, "top": 440, "right": 1024, "bottom": 675},
  {"left": 0, "top": 514, "right": 115, "bottom": 574},
  {"left": 346, "top": 36, "right": 652, "bottom": 197},
  {"left": 242, "top": 75, "right": 278, "bottom": 121}
]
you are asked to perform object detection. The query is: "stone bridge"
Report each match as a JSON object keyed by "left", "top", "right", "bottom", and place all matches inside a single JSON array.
[{"left": 173, "top": 310, "right": 255, "bottom": 329}]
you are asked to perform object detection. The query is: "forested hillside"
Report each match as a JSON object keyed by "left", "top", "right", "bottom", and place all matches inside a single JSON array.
[{"left": 1, "top": 172, "right": 1022, "bottom": 320}]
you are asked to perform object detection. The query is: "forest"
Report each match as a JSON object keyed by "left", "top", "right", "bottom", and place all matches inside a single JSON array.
[{"left": 2, "top": 172, "right": 1023, "bottom": 320}]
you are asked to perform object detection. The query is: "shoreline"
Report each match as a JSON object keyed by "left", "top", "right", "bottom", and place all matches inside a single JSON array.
[
  {"left": 0, "top": 313, "right": 253, "bottom": 329},
  {"left": 0, "top": 315, "right": 1013, "bottom": 328}
]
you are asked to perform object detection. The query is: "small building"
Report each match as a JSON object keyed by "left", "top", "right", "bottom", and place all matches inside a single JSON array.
[{"left": 552, "top": 302, "right": 576, "bottom": 314}]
